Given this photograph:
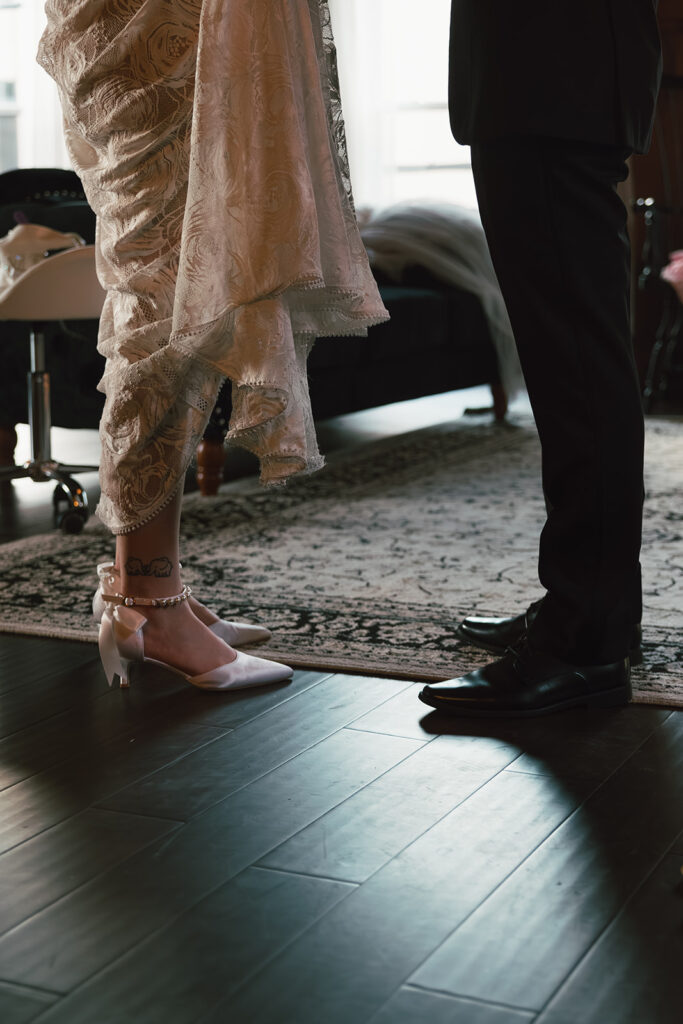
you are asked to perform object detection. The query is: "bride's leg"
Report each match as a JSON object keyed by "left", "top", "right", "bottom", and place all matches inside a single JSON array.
[{"left": 115, "top": 485, "right": 237, "bottom": 677}]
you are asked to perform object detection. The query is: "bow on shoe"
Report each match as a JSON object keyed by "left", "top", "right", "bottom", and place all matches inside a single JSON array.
[{"left": 98, "top": 605, "right": 147, "bottom": 687}]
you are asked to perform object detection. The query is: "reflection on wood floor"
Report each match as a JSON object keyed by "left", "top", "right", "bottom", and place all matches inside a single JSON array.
[{"left": 0, "top": 390, "right": 681, "bottom": 1024}]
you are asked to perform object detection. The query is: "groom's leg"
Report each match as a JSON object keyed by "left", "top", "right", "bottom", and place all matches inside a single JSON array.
[{"left": 470, "top": 137, "right": 643, "bottom": 665}]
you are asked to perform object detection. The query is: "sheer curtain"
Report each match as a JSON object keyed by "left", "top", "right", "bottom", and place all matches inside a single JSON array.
[
  {"left": 327, "top": 0, "right": 393, "bottom": 208},
  {"left": 328, "top": 1, "right": 525, "bottom": 398},
  {"left": 328, "top": 0, "right": 476, "bottom": 210},
  {"left": 0, "top": 0, "right": 70, "bottom": 171}
]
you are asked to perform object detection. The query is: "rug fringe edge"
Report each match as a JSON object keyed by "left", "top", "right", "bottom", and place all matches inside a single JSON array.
[{"left": 0, "top": 627, "right": 680, "bottom": 708}]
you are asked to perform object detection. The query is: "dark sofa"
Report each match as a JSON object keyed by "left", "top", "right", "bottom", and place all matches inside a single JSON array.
[{"left": 308, "top": 269, "right": 499, "bottom": 419}]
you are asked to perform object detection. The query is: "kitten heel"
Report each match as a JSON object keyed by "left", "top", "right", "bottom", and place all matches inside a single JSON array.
[{"left": 98, "top": 604, "right": 146, "bottom": 689}]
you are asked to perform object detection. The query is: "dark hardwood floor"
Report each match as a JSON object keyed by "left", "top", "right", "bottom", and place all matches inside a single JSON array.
[{"left": 1, "top": 392, "right": 681, "bottom": 1024}]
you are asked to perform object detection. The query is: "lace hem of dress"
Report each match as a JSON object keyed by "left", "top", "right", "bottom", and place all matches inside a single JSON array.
[{"left": 96, "top": 278, "right": 387, "bottom": 533}]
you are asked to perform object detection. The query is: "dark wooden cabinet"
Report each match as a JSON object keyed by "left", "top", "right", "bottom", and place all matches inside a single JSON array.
[{"left": 628, "top": 0, "right": 683, "bottom": 404}]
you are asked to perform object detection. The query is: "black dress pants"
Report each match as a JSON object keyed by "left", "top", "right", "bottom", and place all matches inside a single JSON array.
[{"left": 470, "top": 138, "right": 643, "bottom": 665}]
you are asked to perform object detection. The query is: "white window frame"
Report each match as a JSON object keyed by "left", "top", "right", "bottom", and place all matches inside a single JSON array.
[
  {"left": 329, "top": 0, "right": 476, "bottom": 210},
  {"left": 0, "top": 0, "right": 71, "bottom": 173}
]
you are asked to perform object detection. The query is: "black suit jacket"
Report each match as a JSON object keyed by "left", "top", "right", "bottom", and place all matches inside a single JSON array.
[{"left": 449, "top": 0, "right": 662, "bottom": 153}]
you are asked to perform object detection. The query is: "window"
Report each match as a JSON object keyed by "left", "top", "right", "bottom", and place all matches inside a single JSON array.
[
  {"left": 0, "top": 1, "right": 474, "bottom": 205},
  {"left": 0, "top": 0, "right": 71, "bottom": 172},
  {"left": 0, "top": 114, "right": 18, "bottom": 170},
  {"left": 0, "top": 2, "right": 19, "bottom": 172},
  {"left": 330, "top": 0, "right": 476, "bottom": 210}
]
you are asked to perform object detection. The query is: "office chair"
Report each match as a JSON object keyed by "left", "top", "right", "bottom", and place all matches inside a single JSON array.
[{"left": 0, "top": 244, "right": 106, "bottom": 532}]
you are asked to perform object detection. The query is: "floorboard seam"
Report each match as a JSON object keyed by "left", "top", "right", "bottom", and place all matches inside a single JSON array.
[
  {"left": 0, "top": 722, "right": 229, "bottom": 796},
  {"left": 396, "top": 797, "right": 587, "bottom": 995},
  {"left": 238, "top": 735, "right": 445, "bottom": 878},
  {"left": 21, "top": 864, "right": 356, "bottom": 1011},
  {"left": 0, "top": 696, "right": 104, "bottom": 743},
  {"left": 339, "top": 754, "right": 524, "bottom": 882},
  {"left": 121, "top": 680, "right": 422, "bottom": 828},
  {"left": 342, "top": 681, "right": 416, "bottom": 730},
  {"left": 0, "top": 714, "right": 159, "bottom": 791},
  {"left": 0, "top": 822, "right": 186, "bottom": 941},
  {"left": 225, "top": 880, "right": 362, "bottom": 1007},
  {"left": 423, "top": 730, "right": 682, "bottom": 1010},
  {"left": 250, "top": 863, "right": 362, "bottom": 887},
  {"left": 0, "top": 970, "right": 60, "bottom": 995},
  {"left": 70, "top": 727, "right": 240, "bottom": 809},
  {"left": 87, "top": 805, "right": 188, "bottom": 825},
  {"left": 534, "top": 845, "right": 683, "bottom": 1020},
  {"left": 222, "top": 671, "right": 337, "bottom": 730},
  {"left": 251, "top": 752, "right": 527, "bottom": 903},
  {"left": 0, "top": 655, "right": 101, "bottom": 696},
  {"left": 404, "top": 980, "right": 537, "bottom": 1014},
  {"left": 0, "top": 718, "right": 238, "bottom": 835},
  {"left": 344, "top": 723, "right": 434, "bottom": 741},
  {"left": 502, "top": 709, "right": 682, "bottom": 799}
]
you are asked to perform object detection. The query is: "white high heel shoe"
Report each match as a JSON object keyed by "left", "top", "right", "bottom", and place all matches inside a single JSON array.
[
  {"left": 98, "top": 584, "right": 293, "bottom": 691},
  {"left": 93, "top": 562, "right": 272, "bottom": 646}
]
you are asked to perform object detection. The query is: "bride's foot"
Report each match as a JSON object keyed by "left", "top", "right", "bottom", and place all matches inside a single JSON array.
[
  {"left": 98, "top": 584, "right": 293, "bottom": 690},
  {"left": 188, "top": 597, "right": 221, "bottom": 627},
  {"left": 138, "top": 601, "right": 237, "bottom": 678},
  {"left": 187, "top": 596, "right": 272, "bottom": 645}
]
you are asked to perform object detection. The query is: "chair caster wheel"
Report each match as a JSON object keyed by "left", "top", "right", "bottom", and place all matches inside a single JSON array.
[{"left": 58, "top": 509, "right": 87, "bottom": 534}]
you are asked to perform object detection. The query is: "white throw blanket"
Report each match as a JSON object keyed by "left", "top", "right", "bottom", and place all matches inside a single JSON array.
[
  {"left": 0, "top": 224, "right": 84, "bottom": 295},
  {"left": 361, "top": 202, "right": 525, "bottom": 399}
]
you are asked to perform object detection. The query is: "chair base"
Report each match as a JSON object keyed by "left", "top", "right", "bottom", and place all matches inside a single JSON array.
[{"left": 0, "top": 459, "right": 98, "bottom": 532}]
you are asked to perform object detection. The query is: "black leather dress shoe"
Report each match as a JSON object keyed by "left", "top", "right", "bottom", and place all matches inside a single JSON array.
[
  {"left": 419, "top": 642, "right": 631, "bottom": 717},
  {"left": 457, "top": 599, "right": 643, "bottom": 666}
]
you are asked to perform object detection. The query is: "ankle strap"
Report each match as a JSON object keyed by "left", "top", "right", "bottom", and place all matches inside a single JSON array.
[{"left": 101, "top": 584, "right": 192, "bottom": 609}]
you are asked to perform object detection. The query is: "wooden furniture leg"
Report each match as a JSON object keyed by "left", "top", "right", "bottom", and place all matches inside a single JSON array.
[
  {"left": 0, "top": 425, "right": 18, "bottom": 468},
  {"left": 491, "top": 382, "right": 509, "bottom": 421},
  {"left": 195, "top": 438, "right": 225, "bottom": 497}
]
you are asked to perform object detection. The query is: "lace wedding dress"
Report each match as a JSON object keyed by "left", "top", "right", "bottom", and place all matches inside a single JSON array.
[{"left": 38, "top": 0, "right": 388, "bottom": 534}]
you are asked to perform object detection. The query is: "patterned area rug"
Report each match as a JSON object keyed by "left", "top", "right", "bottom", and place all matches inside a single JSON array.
[{"left": 1, "top": 415, "right": 682, "bottom": 707}]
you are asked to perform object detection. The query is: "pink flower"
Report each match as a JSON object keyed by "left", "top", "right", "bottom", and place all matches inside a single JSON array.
[{"left": 661, "top": 250, "right": 683, "bottom": 303}]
